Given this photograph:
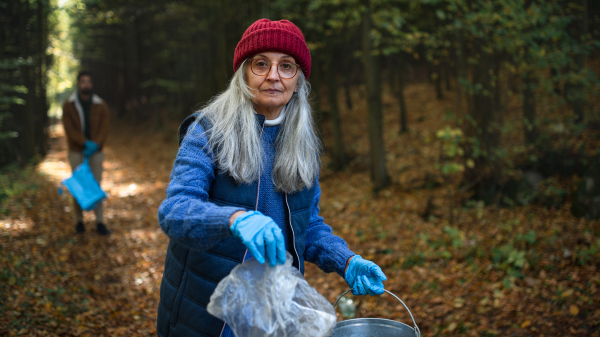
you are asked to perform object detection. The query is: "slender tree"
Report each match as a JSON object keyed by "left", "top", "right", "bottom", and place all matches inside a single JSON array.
[
  {"left": 396, "top": 56, "right": 408, "bottom": 134},
  {"left": 361, "top": 1, "right": 390, "bottom": 190},
  {"left": 326, "top": 46, "right": 349, "bottom": 170}
]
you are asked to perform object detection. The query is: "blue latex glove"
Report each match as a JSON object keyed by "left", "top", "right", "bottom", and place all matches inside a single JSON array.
[
  {"left": 344, "top": 255, "right": 387, "bottom": 296},
  {"left": 83, "top": 140, "right": 99, "bottom": 158},
  {"left": 230, "top": 211, "right": 286, "bottom": 267}
]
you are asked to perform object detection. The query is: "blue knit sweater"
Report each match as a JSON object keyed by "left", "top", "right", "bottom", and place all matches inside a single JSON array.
[{"left": 158, "top": 117, "right": 355, "bottom": 337}]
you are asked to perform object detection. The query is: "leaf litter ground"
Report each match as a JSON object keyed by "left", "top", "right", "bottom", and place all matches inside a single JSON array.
[{"left": 1, "top": 80, "right": 599, "bottom": 336}]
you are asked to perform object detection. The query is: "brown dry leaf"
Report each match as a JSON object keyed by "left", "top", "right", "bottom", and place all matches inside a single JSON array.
[
  {"left": 569, "top": 305, "right": 579, "bottom": 316},
  {"left": 562, "top": 289, "right": 574, "bottom": 298},
  {"left": 453, "top": 297, "right": 465, "bottom": 308},
  {"left": 521, "top": 320, "right": 531, "bottom": 328},
  {"left": 525, "top": 277, "right": 538, "bottom": 287},
  {"left": 431, "top": 297, "right": 443, "bottom": 304}
]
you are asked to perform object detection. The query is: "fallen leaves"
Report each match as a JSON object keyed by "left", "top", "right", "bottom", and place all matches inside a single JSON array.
[
  {"left": 1, "top": 80, "right": 599, "bottom": 336},
  {"left": 0, "top": 125, "right": 168, "bottom": 336},
  {"left": 570, "top": 304, "right": 580, "bottom": 316},
  {"left": 306, "top": 81, "right": 600, "bottom": 336},
  {"left": 453, "top": 297, "right": 465, "bottom": 308}
]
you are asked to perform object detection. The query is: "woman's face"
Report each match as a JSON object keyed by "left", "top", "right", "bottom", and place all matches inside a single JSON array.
[{"left": 245, "top": 52, "right": 300, "bottom": 115}]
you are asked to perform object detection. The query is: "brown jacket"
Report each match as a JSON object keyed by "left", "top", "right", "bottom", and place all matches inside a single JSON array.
[{"left": 62, "top": 93, "right": 110, "bottom": 152}]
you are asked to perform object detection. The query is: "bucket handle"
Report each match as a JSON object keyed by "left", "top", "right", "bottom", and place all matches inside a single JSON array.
[{"left": 333, "top": 289, "right": 421, "bottom": 337}]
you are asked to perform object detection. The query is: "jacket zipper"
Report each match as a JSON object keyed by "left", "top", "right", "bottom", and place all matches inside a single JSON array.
[
  {"left": 220, "top": 119, "right": 265, "bottom": 337},
  {"left": 285, "top": 193, "right": 300, "bottom": 270},
  {"left": 255, "top": 120, "right": 265, "bottom": 211},
  {"left": 246, "top": 120, "right": 265, "bottom": 260}
]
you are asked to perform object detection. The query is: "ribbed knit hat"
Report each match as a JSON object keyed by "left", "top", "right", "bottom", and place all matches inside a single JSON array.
[{"left": 234, "top": 19, "right": 311, "bottom": 79}]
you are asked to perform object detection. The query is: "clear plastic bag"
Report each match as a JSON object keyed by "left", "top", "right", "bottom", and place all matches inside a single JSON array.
[{"left": 207, "top": 252, "right": 337, "bottom": 337}]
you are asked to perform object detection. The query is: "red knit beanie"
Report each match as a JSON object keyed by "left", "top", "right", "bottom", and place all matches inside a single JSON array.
[{"left": 234, "top": 19, "right": 311, "bottom": 79}]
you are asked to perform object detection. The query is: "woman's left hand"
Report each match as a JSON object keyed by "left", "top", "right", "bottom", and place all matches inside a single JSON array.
[
  {"left": 344, "top": 255, "right": 387, "bottom": 296},
  {"left": 230, "top": 211, "right": 286, "bottom": 267}
]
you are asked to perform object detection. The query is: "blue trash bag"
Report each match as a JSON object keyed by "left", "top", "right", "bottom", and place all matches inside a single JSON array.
[{"left": 60, "top": 159, "right": 107, "bottom": 211}]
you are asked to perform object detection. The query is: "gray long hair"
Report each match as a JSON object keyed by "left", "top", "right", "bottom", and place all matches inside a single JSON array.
[{"left": 193, "top": 60, "right": 321, "bottom": 194}]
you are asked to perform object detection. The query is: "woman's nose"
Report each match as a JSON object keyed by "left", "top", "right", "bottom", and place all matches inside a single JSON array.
[{"left": 266, "top": 64, "right": 280, "bottom": 81}]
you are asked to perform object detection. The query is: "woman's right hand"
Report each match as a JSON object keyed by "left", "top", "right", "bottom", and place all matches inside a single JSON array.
[{"left": 230, "top": 211, "right": 286, "bottom": 267}]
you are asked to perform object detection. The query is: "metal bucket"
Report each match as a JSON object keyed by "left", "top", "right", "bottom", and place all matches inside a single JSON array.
[{"left": 331, "top": 290, "right": 421, "bottom": 337}]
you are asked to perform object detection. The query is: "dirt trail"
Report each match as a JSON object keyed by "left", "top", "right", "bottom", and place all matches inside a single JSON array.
[{"left": 0, "top": 123, "right": 175, "bottom": 336}]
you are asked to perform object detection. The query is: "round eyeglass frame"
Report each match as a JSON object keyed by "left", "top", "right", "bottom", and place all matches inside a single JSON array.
[{"left": 248, "top": 58, "right": 301, "bottom": 79}]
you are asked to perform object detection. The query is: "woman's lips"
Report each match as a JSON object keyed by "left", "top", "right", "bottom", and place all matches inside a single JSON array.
[{"left": 262, "top": 89, "right": 281, "bottom": 94}]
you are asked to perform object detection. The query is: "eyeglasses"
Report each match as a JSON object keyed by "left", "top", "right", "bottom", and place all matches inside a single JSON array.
[{"left": 248, "top": 58, "right": 300, "bottom": 79}]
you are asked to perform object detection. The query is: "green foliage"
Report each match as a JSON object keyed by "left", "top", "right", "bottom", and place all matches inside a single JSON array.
[
  {"left": 491, "top": 229, "right": 539, "bottom": 288},
  {"left": 0, "top": 82, "right": 28, "bottom": 106},
  {"left": 443, "top": 225, "right": 464, "bottom": 249},
  {"left": 68, "top": 0, "right": 276, "bottom": 117},
  {"left": 516, "top": 230, "right": 537, "bottom": 246},
  {"left": 1, "top": 0, "right": 52, "bottom": 167},
  {"left": 401, "top": 252, "right": 427, "bottom": 269},
  {"left": 408, "top": 0, "right": 600, "bottom": 203},
  {"left": 435, "top": 125, "right": 472, "bottom": 177},
  {"left": 0, "top": 164, "right": 37, "bottom": 214},
  {"left": 0, "top": 71, "right": 29, "bottom": 145},
  {"left": 538, "top": 177, "right": 569, "bottom": 208},
  {"left": 0, "top": 58, "right": 33, "bottom": 70},
  {"left": 492, "top": 243, "right": 527, "bottom": 283},
  {"left": 575, "top": 240, "right": 600, "bottom": 266}
]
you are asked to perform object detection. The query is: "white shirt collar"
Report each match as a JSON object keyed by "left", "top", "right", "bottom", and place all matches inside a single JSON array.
[
  {"left": 68, "top": 92, "right": 103, "bottom": 104},
  {"left": 263, "top": 104, "right": 287, "bottom": 126}
]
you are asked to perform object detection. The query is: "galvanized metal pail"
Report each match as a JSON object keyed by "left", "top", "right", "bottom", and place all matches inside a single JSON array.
[{"left": 331, "top": 290, "right": 421, "bottom": 337}]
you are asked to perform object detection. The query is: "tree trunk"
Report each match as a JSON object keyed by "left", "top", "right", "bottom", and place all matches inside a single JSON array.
[
  {"left": 343, "top": 75, "right": 353, "bottom": 111},
  {"left": 310, "top": 61, "right": 325, "bottom": 143},
  {"left": 455, "top": 32, "right": 467, "bottom": 119},
  {"left": 463, "top": 50, "right": 500, "bottom": 203},
  {"left": 397, "top": 57, "right": 408, "bottom": 134},
  {"left": 19, "top": 0, "right": 36, "bottom": 165},
  {"left": 126, "top": 19, "right": 140, "bottom": 119},
  {"left": 494, "top": 55, "right": 505, "bottom": 119},
  {"left": 434, "top": 62, "right": 443, "bottom": 99},
  {"left": 361, "top": 4, "right": 390, "bottom": 190},
  {"left": 572, "top": 0, "right": 588, "bottom": 122},
  {"left": 550, "top": 67, "right": 561, "bottom": 95},
  {"left": 212, "top": 2, "right": 229, "bottom": 92},
  {"left": 35, "top": 0, "right": 49, "bottom": 157},
  {"left": 523, "top": 73, "right": 537, "bottom": 144},
  {"left": 326, "top": 57, "right": 349, "bottom": 171},
  {"left": 445, "top": 63, "right": 452, "bottom": 91},
  {"left": 342, "top": 44, "right": 354, "bottom": 111},
  {"left": 387, "top": 56, "right": 396, "bottom": 92}
]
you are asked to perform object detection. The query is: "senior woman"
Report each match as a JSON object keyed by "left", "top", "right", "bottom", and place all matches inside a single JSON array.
[{"left": 157, "top": 19, "right": 387, "bottom": 337}]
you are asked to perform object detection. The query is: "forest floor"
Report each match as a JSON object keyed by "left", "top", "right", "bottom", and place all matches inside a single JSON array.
[{"left": 1, "top": 79, "right": 599, "bottom": 336}]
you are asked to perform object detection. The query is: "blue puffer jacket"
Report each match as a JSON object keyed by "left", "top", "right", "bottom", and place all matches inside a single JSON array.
[{"left": 156, "top": 112, "right": 355, "bottom": 337}]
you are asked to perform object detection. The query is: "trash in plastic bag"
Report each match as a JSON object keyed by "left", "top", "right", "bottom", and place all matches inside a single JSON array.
[{"left": 207, "top": 252, "right": 337, "bottom": 337}]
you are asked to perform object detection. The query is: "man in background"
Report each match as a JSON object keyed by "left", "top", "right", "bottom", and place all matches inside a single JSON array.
[{"left": 62, "top": 71, "right": 111, "bottom": 235}]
